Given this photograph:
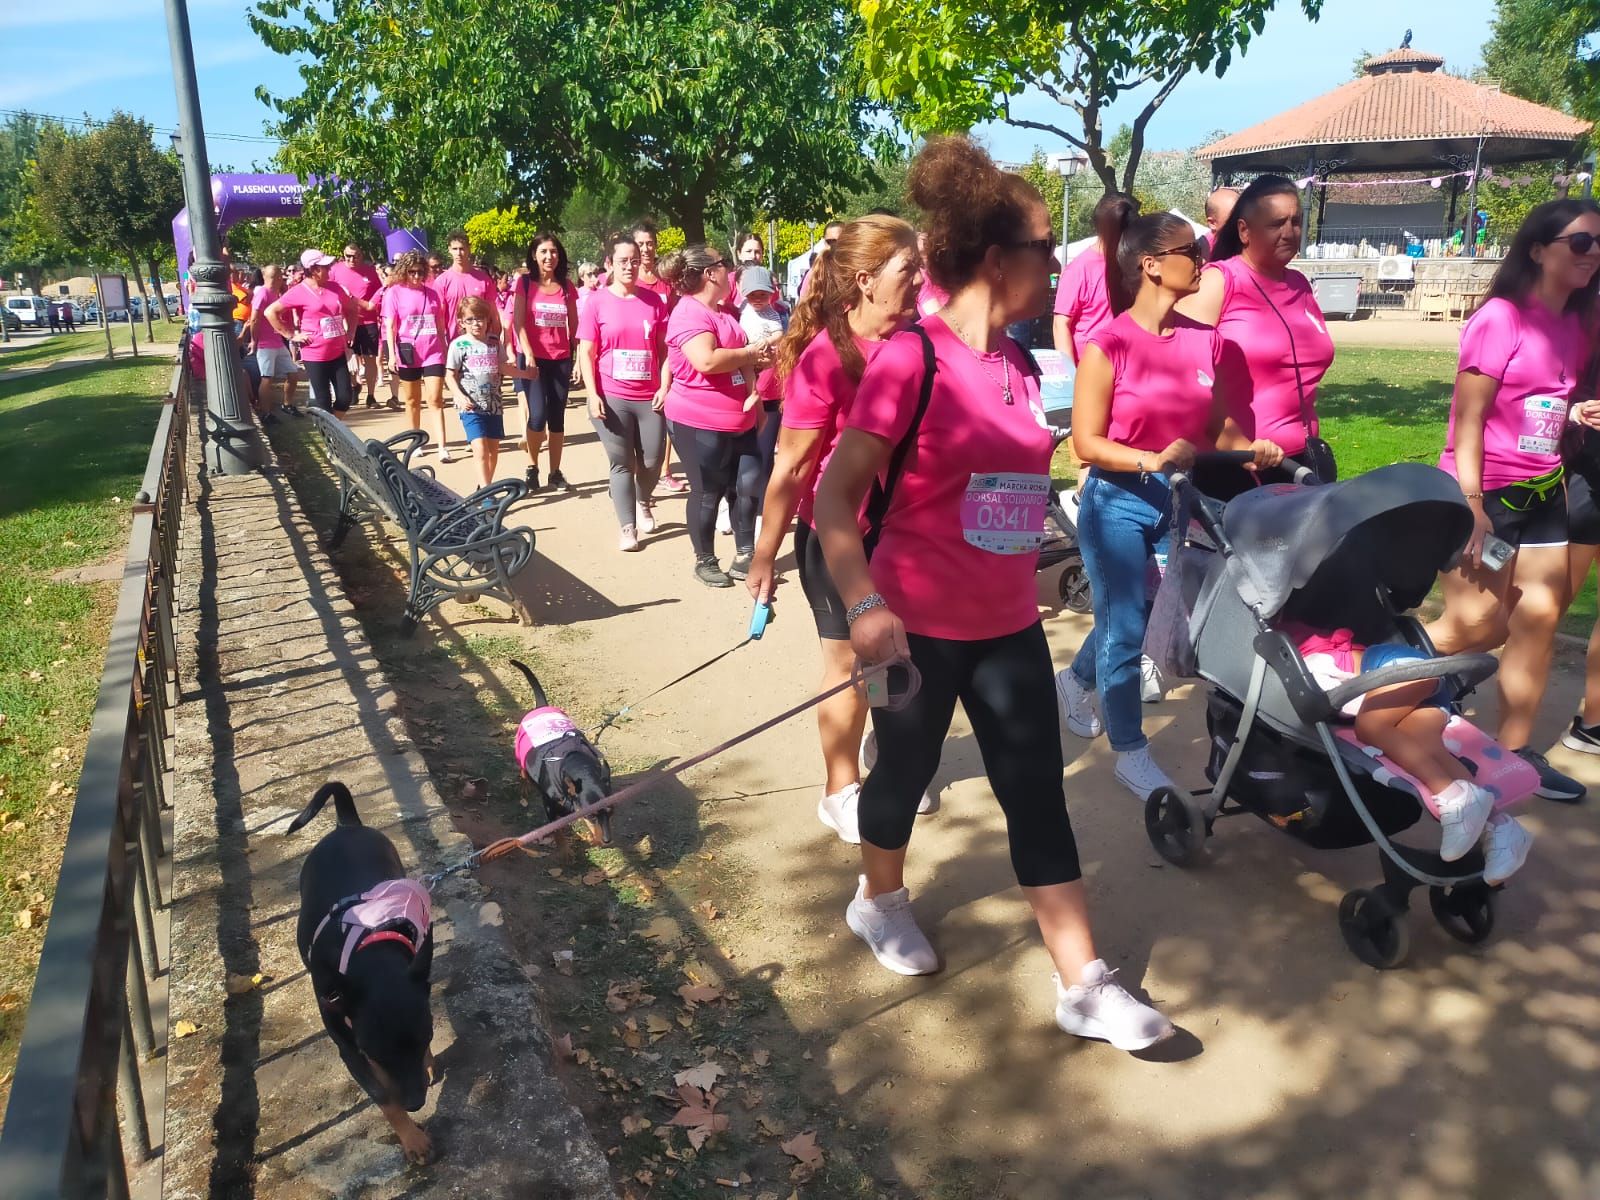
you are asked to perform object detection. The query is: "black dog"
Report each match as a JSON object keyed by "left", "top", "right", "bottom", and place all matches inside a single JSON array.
[
  {"left": 289, "top": 782, "right": 436, "bottom": 1164},
  {"left": 509, "top": 660, "right": 614, "bottom": 845}
]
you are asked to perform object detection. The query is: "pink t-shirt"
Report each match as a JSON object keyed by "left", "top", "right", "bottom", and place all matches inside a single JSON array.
[
  {"left": 329, "top": 261, "right": 382, "bottom": 325},
  {"left": 637, "top": 275, "right": 677, "bottom": 313},
  {"left": 664, "top": 296, "right": 755, "bottom": 434},
  {"left": 783, "top": 332, "right": 891, "bottom": 527},
  {"left": 849, "top": 315, "right": 1051, "bottom": 641},
  {"left": 497, "top": 286, "right": 518, "bottom": 342},
  {"left": 916, "top": 279, "right": 949, "bottom": 317},
  {"left": 1208, "top": 256, "right": 1334, "bottom": 454},
  {"left": 576, "top": 286, "right": 668, "bottom": 402},
  {"left": 382, "top": 284, "right": 446, "bottom": 368},
  {"left": 274, "top": 280, "right": 353, "bottom": 362},
  {"left": 251, "top": 285, "right": 285, "bottom": 349},
  {"left": 1088, "top": 313, "right": 1222, "bottom": 453},
  {"left": 433, "top": 265, "right": 496, "bottom": 341},
  {"left": 521, "top": 278, "right": 579, "bottom": 361},
  {"left": 1053, "top": 248, "right": 1112, "bottom": 361},
  {"left": 1439, "top": 296, "right": 1589, "bottom": 489}
]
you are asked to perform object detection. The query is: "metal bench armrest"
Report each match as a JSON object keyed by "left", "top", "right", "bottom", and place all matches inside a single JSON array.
[{"left": 379, "top": 429, "right": 429, "bottom": 468}]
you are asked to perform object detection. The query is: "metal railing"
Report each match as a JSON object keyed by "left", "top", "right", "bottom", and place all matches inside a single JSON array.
[{"left": 0, "top": 339, "right": 191, "bottom": 1198}]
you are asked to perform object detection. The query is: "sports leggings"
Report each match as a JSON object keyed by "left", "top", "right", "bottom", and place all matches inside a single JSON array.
[
  {"left": 591, "top": 397, "right": 666, "bottom": 528},
  {"left": 860, "top": 622, "right": 1082, "bottom": 887},
  {"left": 669, "top": 420, "right": 761, "bottom": 559},
  {"left": 302, "top": 357, "right": 353, "bottom": 413}
]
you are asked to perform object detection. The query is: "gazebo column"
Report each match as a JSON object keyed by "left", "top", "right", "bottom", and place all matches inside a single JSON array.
[{"left": 1447, "top": 174, "right": 1460, "bottom": 230}]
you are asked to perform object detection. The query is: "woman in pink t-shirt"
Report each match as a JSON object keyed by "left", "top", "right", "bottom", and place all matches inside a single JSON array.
[
  {"left": 513, "top": 234, "right": 581, "bottom": 494},
  {"left": 660, "top": 244, "right": 777, "bottom": 587},
  {"left": 577, "top": 236, "right": 671, "bottom": 550},
  {"left": 264, "top": 248, "right": 358, "bottom": 416},
  {"left": 1057, "top": 211, "right": 1282, "bottom": 796},
  {"left": 381, "top": 250, "right": 450, "bottom": 454},
  {"left": 813, "top": 136, "right": 1173, "bottom": 1052},
  {"left": 744, "top": 215, "right": 923, "bottom": 836},
  {"left": 1053, "top": 193, "right": 1137, "bottom": 364},
  {"left": 1179, "top": 174, "right": 1335, "bottom": 494},
  {"left": 1427, "top": 199, "right": 1600, "bottom": 803}
]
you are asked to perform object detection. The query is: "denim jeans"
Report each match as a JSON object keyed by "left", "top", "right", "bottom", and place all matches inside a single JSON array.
[{"left": 1070, "top": 468, "right": 1172, "bottom": 751}]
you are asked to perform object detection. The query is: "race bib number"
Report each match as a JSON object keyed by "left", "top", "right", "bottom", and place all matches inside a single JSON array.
[
  {"left": 464, "top": 351, "right": 496, "bottom": 373},
  {"left": 960, "top": 473, "right": 1051, "bottom": 554},
  {"left": 401, "top": 312, "right": 436, "bottom": 338},
  {"left": 729, "top": 371, "right": 746, "bottom": 387},
  {"left": 612, "top": 348, "right": 652, "bottom": 381},
  {"left": 533, "top": 301, "right": 567, "bottom": 328},
  {"left": 1516, "top": 394, "right": 1565, "bottom": 456},
  {"left": 317, "top": 315, "right": 344, "bottom": 339}
]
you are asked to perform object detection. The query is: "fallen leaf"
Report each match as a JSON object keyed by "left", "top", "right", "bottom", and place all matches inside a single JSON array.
[
  {"left": 582, "top": 869, "right": 608, "bottom": 886},
  {"left": 677, "top": 983, "right": 723, "bottom": 1008},
  {"left": 460, "top": 777, "right": 489, "bottom": 802},
  {"left": 751, "top": 1048, "right": 771, "bottom": 1067},
  {"left": 667, "top": 1084, "right": 729, "bottom": 1150},
  {"left": 224, "top": 972, "right": 267, "bottom": 995},
  {"left": 694, "top": 899, "right": 720, "bottom": 921},
  {"left": 635, "top": 834, "right": 654, "bottom": 859},
  {"left": 12, "top": 908, "right": 34, "bottom": 930},
  {"left": 606, "top": 979, "right": 655, "bottom": 1013},
  {"left": 780, "top": 1130, "right": 825, "bottom": 1177},
  {"left": 740, "top": 1086, "right": 765, "bottom": 1109},
  {"left": 673, "top": 1060, "right": 726, "bottom": 1091},
  {"left": 173, "top": 1020, "right": 200, "bottom": 1038},
  {"left": 756, "top": 1115, "right": 784, "bottom": 1138},
  {"left": 0, "top": 991, "right": 19, "bottom": 1010},
  {"left": 621, "top": 1019, "right": 643, "bottom": 1050},
  {"left": 552, "top": 949, "right": 574, "bottom": 975},
  {"left": 644, "top": 1013, "right": 673, "bottom": 1041},
  {"left": 553, "top": 1033, "right": 575, "bottom": 1060},
  {"left": 621, "top": 1113, "right": 652, "bottom": 1136},
  {"left": 479, "top": 902, "right": 503, "bottom": 927}
]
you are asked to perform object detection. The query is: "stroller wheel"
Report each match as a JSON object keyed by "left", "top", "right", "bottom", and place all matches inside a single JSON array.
[
  {"left": 1338, "top": 889, "right": 1410, "bottom": 969},
  {"left": 1059, "top": 563, "right": 1093, "bottom": 614},
  {"left": 1144, "top": 787, "right": 1206, "bottom": 866},
  {"left": 1429, "top": 883, "right": 1495, "bottom": 945}
]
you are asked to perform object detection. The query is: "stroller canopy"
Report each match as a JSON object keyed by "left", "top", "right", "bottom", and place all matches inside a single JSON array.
[{"left": 1219, "top": 463, "right": 1473, "bottom": 628}]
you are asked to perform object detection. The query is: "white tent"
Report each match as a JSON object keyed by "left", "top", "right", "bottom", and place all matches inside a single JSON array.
[
  {"left": 1059, "top": 210, "right": 1207, "bottom": 263},
  {"left": 784, "top": 237, "right": 826, "bottom": 298}
]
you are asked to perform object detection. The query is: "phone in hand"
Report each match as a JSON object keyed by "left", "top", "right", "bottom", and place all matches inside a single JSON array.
[{"left": 1481, "top": 533, "right": 1515, "bottom": 572}]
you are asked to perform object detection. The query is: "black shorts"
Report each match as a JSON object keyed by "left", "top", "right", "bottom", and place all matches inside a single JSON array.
[
  {"left": 794, "top": 519, "right": 849, "bottom": 641},
  {"left": 395, "top": 363, "right": 445, "bottom": 382},
  {"left": 352, "top": 324, "right": 381, "bottom": 356},
  {"left": 1569, "top": 469, "right": 1600, "bottom": 546},
  {"left": 1484, "top": 473, "right": 1568, "bottom": 549}
]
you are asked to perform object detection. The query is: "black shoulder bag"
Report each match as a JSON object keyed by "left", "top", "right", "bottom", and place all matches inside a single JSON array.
[
  {"left": 1247, "top": 272, "right": 1338, "bottom": 483},
  {"left": 862, "top": 323, "right": 938, "bottom": 560}
]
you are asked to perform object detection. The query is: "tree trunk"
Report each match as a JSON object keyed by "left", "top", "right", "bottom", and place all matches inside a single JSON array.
[
  {"left": 147, "top": 258, "right": 172, "bottom": 321},
  {"left": 21, "top": 266, "right": 44, "bottom": 295}
]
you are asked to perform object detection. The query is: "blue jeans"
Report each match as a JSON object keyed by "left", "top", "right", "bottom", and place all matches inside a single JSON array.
[{"left": 1070, "top": 469, "right": 1171, "bottom": 751}]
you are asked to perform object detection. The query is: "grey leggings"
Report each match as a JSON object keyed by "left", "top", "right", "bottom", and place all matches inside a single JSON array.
[{"left": 591, "top": 396, "right": 666, "bottom": 528}]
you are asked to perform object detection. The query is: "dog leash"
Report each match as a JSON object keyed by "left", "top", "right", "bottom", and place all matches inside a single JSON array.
[
  {"left": 587, "top": 632, "right": 763, "bottom": 743},
  {"left": 418, "top": 657, "right": 911, "bottom": 891}
]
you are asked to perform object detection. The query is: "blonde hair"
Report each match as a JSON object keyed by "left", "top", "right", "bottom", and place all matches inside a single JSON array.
[
  {"left": 391, "top": 249, "right": 427, "bottom": 282},
  {"left": 777, "top": 214, "right": 919, "bottom": 384}
]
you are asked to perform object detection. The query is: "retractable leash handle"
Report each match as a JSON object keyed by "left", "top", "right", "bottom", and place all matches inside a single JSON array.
[
  {"left": 748, "top": 598, "right": 773, "bottom": 640},
  {"left": 851, "top": 655, "right": 923, "bottom": 711}
]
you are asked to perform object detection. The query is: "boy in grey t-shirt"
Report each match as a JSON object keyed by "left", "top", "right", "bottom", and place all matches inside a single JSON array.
[{"left": 445, "top": 296, "right": 534, "bottom": 488}]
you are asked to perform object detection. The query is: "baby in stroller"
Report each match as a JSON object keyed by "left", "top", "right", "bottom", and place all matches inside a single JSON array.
[{"left": 1281, "top": 620, "right": 1533, "bottom": 883}]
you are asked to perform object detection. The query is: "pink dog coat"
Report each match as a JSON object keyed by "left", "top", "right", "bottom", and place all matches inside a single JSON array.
[
  {"left": 515, "top": 706, "right": 581, "bottom": 774},
  {"left": 312, "top": 878, "right": 432, "bottom": 975}
]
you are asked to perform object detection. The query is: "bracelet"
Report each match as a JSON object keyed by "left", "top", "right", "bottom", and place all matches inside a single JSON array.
[
  {"left": 1462, "top": 490, "right": 1484, "bottom": 500},
  {"left": 846, "top": 593, "right": 887, "bottom": 627}
]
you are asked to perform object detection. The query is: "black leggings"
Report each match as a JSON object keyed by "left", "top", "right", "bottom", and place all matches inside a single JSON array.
[
  {"left": 669, "top": 420, "right": 761, "bottom": 559},
  {"left": 303, "top": 357, "right": 353, "bottom": 413},
  {"left": 523, "top": 355, "right": 570, "bottom": 433},
  {"left": 860, "top": 622, "right": 1082, "bottom": 888}
]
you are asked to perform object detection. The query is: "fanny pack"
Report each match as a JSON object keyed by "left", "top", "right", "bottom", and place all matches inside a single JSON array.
[{"left": 1499, "top": 464, "right": 1565, "bottom": 511}]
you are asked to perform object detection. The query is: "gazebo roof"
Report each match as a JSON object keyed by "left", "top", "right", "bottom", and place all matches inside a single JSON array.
[{"left": 1199, "top": 43, "right": 1590, "bottom": 174}]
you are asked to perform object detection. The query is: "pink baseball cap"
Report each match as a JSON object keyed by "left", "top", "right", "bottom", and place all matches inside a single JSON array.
[{"left": 300, "top": 248, "right": 336, "bottom": 270}]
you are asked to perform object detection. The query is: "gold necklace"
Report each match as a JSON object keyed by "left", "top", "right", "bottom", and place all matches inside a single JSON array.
[{"left": 949, "top": 318, "right": 1013, "bottom": 405}]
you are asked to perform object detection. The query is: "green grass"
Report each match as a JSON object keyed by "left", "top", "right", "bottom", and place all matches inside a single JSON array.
[
  {"left": 0, "top": 330, "right": 111, "bottom": 373},
  {"left": 0, "top": 357, "right": 170, "bottom": 1110}
]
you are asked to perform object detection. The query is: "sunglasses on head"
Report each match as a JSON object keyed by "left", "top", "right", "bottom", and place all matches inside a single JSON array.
[{"left": 1552, "top": 231, "right": 1600, "bottom": 255}]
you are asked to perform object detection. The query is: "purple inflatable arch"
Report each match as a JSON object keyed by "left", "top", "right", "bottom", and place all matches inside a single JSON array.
[{"left": 172, "top": 172, "right": 428, "bottom": 307}]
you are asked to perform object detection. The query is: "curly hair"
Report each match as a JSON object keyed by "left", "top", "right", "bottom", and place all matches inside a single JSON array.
[{"left": 907, "top": 136, "right": 1045, "bottom": 293}]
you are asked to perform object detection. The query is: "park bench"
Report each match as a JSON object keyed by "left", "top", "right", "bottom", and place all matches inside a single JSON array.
[{"left": 308, "top": 408, "right": 536, "bottom": 633}]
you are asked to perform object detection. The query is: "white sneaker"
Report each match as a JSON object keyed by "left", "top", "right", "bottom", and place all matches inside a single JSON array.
[
  {"left": 1140, "top": 656, "right": 1165, "bottom": 704},
  {"left": 618, "top": 524, "right": 640, "bottom": 552},
  {"left": 845, "top": 876, "right": 939, "bottom": 976},
  {"left": 1054, "top": 960, "right": 1173, "bottom": 1051},
  {"left": 1114, "top": 747, "right": 1174, "bottom": 800},
  {"left": 1055, "top": 669, "right": 1102, "bottom": 739},
  {"left": 859, "top": 731, "right": 937, "bottom": 813},
  {"left": 1435, "top": 781, "right": 1496, "bottom": 862},
  {"left": 817, "top": 782, "right": 862, "bottom": 844},
  {"left": 716, "top": 497, "right": 733, "bottom": 534},
  {"left": 1483, "top": 812, "right": 1533, "bottom": 885},
  {"left": 439, "top": 449, "right": 455, "bottom": 464},
  {"left": 636, "top": 502, "right": 657, "bottom": 535}
]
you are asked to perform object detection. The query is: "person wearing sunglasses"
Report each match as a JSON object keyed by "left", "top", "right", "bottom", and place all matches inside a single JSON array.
[
  {"left": 1052, "top": 192, "right": 1138, "bottom": 365},
  {"left": 1427, "top": 198, "right": 1600, "bottom": 805},
  {"left": 813, "top": 136, "right": 1174, "bottom": 1053},
  {"left": 660, "top": 244, "right": 778, "bottom": 586},
  {"left": 1056, "top": 211, "right": 1282, "bottom": 800}
]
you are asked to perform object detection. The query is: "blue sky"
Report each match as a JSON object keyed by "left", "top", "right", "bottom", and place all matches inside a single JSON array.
[{"left": 0, "top": 0, "right": 1499, "bottom": 169}]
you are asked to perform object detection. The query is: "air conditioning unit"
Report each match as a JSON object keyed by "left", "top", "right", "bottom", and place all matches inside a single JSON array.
[{"left": 1377, "top": 255, "right": 1414, "bottom": 281}]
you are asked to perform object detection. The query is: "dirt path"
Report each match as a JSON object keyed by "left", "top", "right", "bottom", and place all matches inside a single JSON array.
[{"left": 276, "top": 395, "right": 1600, "bottom": 1200}]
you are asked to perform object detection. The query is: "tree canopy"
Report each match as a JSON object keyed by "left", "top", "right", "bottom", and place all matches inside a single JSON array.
[
  {"left": 1482, "top": 0, "right": 1600, "bottom": 119},
  {"left": 852, "top": 0, "right": 1320, "bottom": 194},
  {"left": 250, "top": 0, "right": 886, "bottom": 242}
]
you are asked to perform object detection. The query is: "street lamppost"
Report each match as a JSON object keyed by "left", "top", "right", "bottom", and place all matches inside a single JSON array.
[
  {"left": 1046, "top": 150, "right": 1088, "bottom": 253},
  {"left": 163, "top": 0, "right": 263, "bottom": 474}
]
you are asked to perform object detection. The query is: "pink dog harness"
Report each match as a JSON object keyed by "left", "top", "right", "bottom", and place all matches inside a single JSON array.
[
  {"left": 515, "top": 706, "right": 582, "bottom": 773},
  {"left": 312, "top": 878, "right": 432, "bottom": 975}
]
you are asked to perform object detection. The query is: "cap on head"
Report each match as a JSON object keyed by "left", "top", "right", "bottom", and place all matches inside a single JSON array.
[
  {"left": 300, "top": 248, "right": 336, "bottom": 270},
  {"left": 738, "top": 265, "right": 775, "bottom": 296}
]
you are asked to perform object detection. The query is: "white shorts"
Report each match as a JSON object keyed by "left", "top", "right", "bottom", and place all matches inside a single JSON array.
[{"left": 256, "top": 346, "right": 298, "bottom": 379}]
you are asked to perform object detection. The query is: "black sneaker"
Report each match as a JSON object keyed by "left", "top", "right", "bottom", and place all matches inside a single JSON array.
[
  {"left": 726, "top": 552, "right": 753, "bottom": 581},
  {"left": 548, "top": 469, "right": 572, "bottom": 493},
  {"left": 364, "top": 394, "right": 379, "bottom": 409},
  {"left": 1562, "top": 716, "right": 1600, "bottom": 755},
  {"left": 1513, "top": 747, "right": 1587, "bottom": 803},
  {"left": 525, "top": 465, "right": 540, "bottom": 491},
  {"left": 286, "top": 405, "right": 306, "bottom": 419},
  {"left": 261, "top": 411, "right": 281, "bottom": 427},
  {"left": 694, "top": 558, "right": 733, "bottom": 588}
]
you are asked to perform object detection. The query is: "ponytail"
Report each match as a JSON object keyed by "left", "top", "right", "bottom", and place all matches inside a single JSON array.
[{"left": 1108, "top": 213, "right": 1199, "bottom": 315}]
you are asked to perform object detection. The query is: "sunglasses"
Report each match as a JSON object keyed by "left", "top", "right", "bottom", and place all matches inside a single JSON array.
[
  {"left": 1007, "top": 237, "right": 1056, "bottom": 256},
  {"left": 1551, "top": 232, "right": 1600, "bottom": 255},
  {"left": 706, "top": 259, "right": 729, "bottom": 270},
  {"left": 1154, "top": 241, "right": 1205, "bottom": 264}
]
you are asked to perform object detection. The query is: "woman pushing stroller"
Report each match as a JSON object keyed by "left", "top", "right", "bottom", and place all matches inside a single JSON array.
[{"left": 1055, "top": 209, "right": 1282, "bottom": 797}]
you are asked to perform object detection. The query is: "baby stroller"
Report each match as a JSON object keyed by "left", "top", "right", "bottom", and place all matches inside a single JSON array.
[
  {"left": 1037, "top": 420, "right": 1092, "bottom": 613},
  {"left": 1143, "top": 460, "right": 1538, "bottom": 968}
]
